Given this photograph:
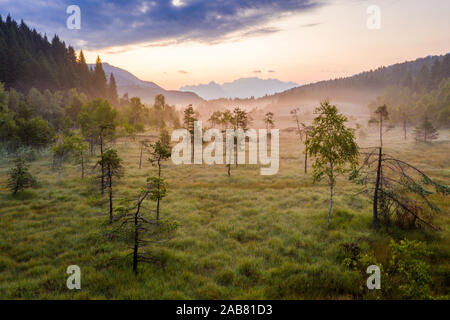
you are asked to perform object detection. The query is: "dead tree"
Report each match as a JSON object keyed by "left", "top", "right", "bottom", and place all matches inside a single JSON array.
[
  {"left": 138, "top": 139, "right": 150, "bottom": 169},
  {"left": 113, "top": 179, "right": 177, "bottom": 275},
  {"left": 290, "top": 108, "right": 312, "bottom": 174},
  {"left": 351, "top": 147, "right": 449, "bottom": 230}
]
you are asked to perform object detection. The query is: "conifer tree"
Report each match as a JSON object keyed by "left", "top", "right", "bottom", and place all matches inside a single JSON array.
[
  {"left": 414, "top": 116, "right": 439, "bottom": 143},
  {"left": 7, "top": 156, "right": 37, "bottom": 195},
  {"left": 108, "top": 73, "right": 118, "bottom": 106},
  {"left": 93, "top": 56, "right": 107, "bottom": 98}
]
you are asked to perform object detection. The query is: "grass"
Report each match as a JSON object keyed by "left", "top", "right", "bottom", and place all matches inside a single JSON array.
[{"left": 0, "top": 128, "right": 448, "bottom": 299}]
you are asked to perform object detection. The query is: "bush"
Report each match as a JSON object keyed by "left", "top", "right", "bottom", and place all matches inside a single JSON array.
[{"left": 342, "top": 238, "right": 433, "bottom": 299}]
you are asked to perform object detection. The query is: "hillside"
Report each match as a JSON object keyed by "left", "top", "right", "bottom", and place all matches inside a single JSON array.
[
  {"left": 91, "top": 63, "right": 204, "bottom": 107},
  {"left": 194, "top": 53, "right": 450, "bottom": 119}
]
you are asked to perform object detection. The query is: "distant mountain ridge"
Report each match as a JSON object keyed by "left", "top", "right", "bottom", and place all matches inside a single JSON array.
[
  {"left": 88, "top": 63, "right": 204, "bottom": 107},
  {"left": 180, "top": 77, "right": 298, "bottom": 100}
]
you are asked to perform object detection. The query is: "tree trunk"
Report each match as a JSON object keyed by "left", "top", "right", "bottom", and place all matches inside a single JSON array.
[
  {"left": 139, "top": 143, "right": 143, "bottom": 169},
  {"left": 100, "top": 133, "right": 105, "bottom": 195},
  {"left": 57, "top": 155, "right": 62, "bottom": 184},
  {"left": 156, "top": 160, "right": 161, "bottom": 221},
  {"left": 89, "top": 139, "right": 93, "bottom": 156},
  {"left": 379, "top": 114, "right": 383, "bottom": 148},
  {"left": 81, "top": 154, "right": 85, "bottom": 179},
  {"left": 227, "top": 164, "right": 231, "bottom": 176},
  {"left": 403, "top": 117, "right": 407, "bottom": 140},
  {"left": 328, "top": 181, "right": 333, "bottom": 229},
  {"left": 133, "top": 211, "right": 139, "bottom": 275},
  {"left": 304, "top": 136, "right": 308, "bottom": 174},
  {"left": 108, "top": 169, "right": 113, "bottom": 223},
  {"left": 373, "top": 147, "right": 382, "bottom": 229},
  {"left": 327, "top": 162, "right": 334, "bottom": 228}
]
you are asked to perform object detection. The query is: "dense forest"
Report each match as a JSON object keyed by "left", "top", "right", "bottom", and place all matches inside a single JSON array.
[
  {"left": 276, "top": 53, "right": 450, "bottom": 105},
  {"left": 0, "top": 16, "right": 181, "bottom": 153},
  {"left": 0, "top": 15, "right": 117, "bottom": 102},
  {"left": 369, "top": 77, "right": 450, "bottom": 128}
]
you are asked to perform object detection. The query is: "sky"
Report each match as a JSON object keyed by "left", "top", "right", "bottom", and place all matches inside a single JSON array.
[{"left": 1, "top": 0, "right": 449, "bottom": 90}]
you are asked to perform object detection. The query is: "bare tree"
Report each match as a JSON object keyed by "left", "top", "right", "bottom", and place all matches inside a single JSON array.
[
  {"left": 113, "top": 178, "right": 177, "bottom": 275},
  {"left": 351, "top": 147, "right": 449, "bottom": 230}
]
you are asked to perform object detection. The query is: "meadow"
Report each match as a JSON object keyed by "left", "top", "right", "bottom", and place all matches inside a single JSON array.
[{"left": 0, "top": 127, "right": 448, "bottom": 299}]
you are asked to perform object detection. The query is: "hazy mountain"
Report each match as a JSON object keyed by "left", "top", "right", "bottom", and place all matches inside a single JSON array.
[
  {"left": 180, "top": 77, "right": 298, "bottom": 100},
  {"left": 89, "top": 63, "right": 204, "bottom": 106},
  {"left": 195, "top": 53, "right": 450, "bottom": 119}
]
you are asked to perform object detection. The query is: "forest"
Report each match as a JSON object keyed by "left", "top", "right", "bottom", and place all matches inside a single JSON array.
[{"left": 0, "top": 16, "right": 449, "bottom": 300}]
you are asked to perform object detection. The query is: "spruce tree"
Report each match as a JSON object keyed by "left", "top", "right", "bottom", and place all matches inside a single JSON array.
[
  {"left": 7, "top": 156, "right": 37, "bottom": 195},
  {"left": 414, "top": 116, "right": 439, "bottom": 143},
  {"left": 93, "top": 56, "right": 107, "bottom": 98},
  {"left": 108, "top": 73, "right": 118, "bottom": 106}
]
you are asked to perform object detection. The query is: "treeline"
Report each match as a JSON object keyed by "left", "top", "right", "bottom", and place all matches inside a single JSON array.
[
  {"left": 274, "top": 53, "right": 450, "bottom": 105},
  {"left": 0, "top": 15, "right": 117, "bottom": 103},
  {"left": 369, "top": 77, "right": 450, "bottom": 128},
  {"left": 0, "top": 81, "right": 180, "bottom": 152}
]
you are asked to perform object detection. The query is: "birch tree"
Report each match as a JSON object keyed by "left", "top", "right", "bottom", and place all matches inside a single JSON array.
[{"left": 306, "top": 101, "right": 359, "bottom": 228}]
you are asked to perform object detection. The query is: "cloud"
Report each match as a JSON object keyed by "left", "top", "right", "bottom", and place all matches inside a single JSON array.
[
  {"left": 267, "top": 70, "right": 276, "bottom": 73},
  {"left": 252, "top": 70, "right": 262, "bottom": 74},
  {"left": 177, "top": 70, "right": 190, "bottom": 74},
  {"left": 0, "top": 0, "right": 323, "bottom": 49},
  {"left": 301, "top": 22, "right": 321, "bottom": 28}
]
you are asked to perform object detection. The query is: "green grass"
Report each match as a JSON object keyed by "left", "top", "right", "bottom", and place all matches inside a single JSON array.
[{"left": 0, "top": 128, "right": 448, "bottom": 299}]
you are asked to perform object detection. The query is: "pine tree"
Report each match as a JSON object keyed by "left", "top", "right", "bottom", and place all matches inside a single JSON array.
[
  {"left": 93, "top": 56, "right": 107, "bottom": 98},
  {"left": 414, "top": 116, "right": 439, "bottom": 143},
  {"left": 7, "top": 156, "right": 38, "bottom": 195},
  {"left": 98, "top": 149, "right": 123, "bottom": 223},
  {"left": 108, "top": 73, "right": 118, "bottom": 106},
  {"left": 77, "top": 50, "right": 91, "bottom": 95}
]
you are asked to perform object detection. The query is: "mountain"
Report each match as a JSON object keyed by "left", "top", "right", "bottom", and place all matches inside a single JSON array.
[
  {"left": 195, "top": 53, "right": 450, "bottom": 119},
  {"left": 180, "top": 77, "right": 298, "bottom": 100},
  {"left": 89, "top": 63, "right": 204, "bottom": 107}
]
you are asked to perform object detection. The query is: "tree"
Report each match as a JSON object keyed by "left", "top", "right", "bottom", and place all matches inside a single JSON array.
[
  {"left": 148, "top": 140, "right": 171, "bottom": 220},
  {"left": 220, "top": 110, "right": 233, "bottom": 130},
  {"left": 183, "top": 104, "right": 196, "bottom": 135},
  {"left": 264, "top": 112, "right": 275, "bottom": 131},
  {"left": 159, "top": 126, "right": 171, "bottom": 150},
  {"left": 108, "top": 73, "right": 118, "bottom": 106},
  {"left": 291, "top": 108, "right": 313, "bottom": 174},
  {"left": 7, "top": 156, "right": 37, "bottom": 195},
  {"left": 229, "top": 107, "right": 252, "bottom": 170},
  {"left": 369, "top": 104, "right": 389, "bottom": 148},
  {"left": 129, "top": 97, "right": 145, "bottom": 128},
  {"left": 51, "top": 133, "right": 75, "bottom": 184},
  {"left": 93, "top": 56, "right": 107, "bottom": 98},
  {"left": 113, "top": 178, "right": 177, "bottom": 275},
  {"left": 414, "top": 116, "right": 439, "bottom": 143},
  {"left": 208, "top": 111, "right": 222, "bottom": 128},
  {"left": 138, "top": 139, "right": 149, "bottom": 169},
  {"left": 351, "top": 147, "right": 449, "bottom": 230},
  {"left": 306, "top": 101, "right": 359, "bottom": 228},
  {"left": 98, "top": 149, "right": 123, "bottom": 223},
  {"left": 183, "top": 104, "right": 196, "bottom": 162},
  {"left": 71, "top": 134, "right": 89, "bottom": 179},
  {"left": 16, "top": 116, "right": 54, "bottom": 149},
  {"left": 78, "top": 98, "right": 117, "bottom": 193}
]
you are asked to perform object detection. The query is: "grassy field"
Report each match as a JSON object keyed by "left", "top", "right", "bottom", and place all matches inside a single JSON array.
[{"left": 0, "top": 128, "right": 448, "bottom": 299}]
